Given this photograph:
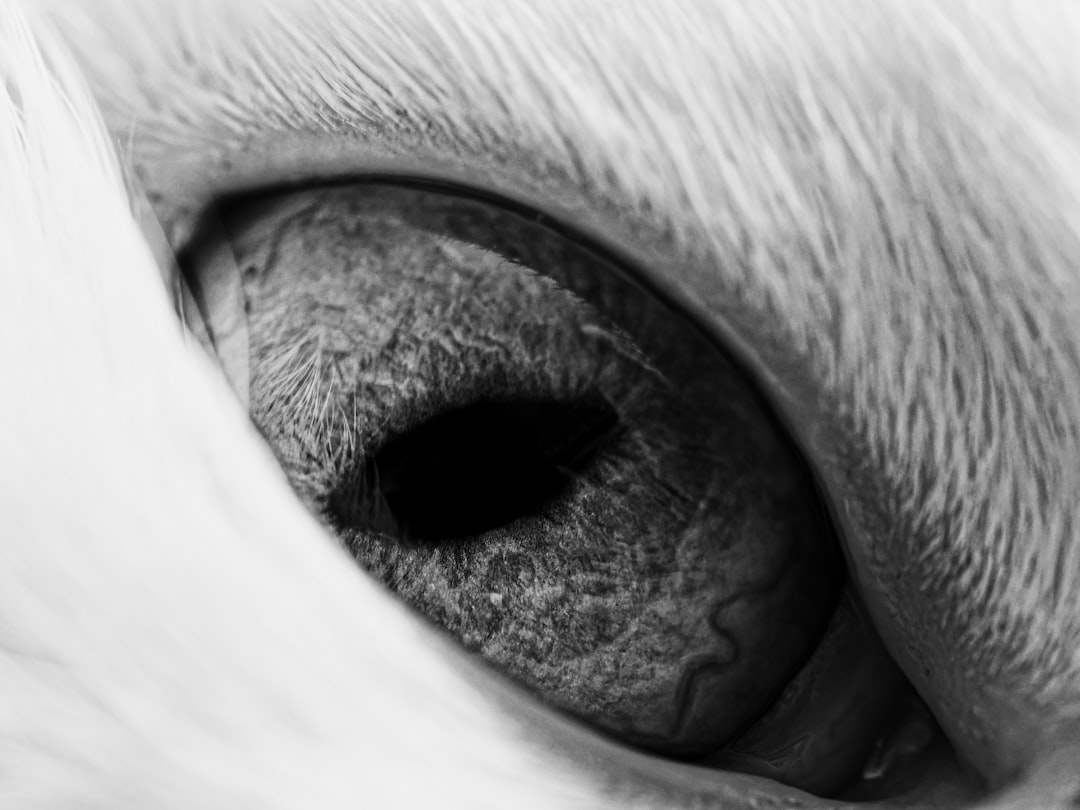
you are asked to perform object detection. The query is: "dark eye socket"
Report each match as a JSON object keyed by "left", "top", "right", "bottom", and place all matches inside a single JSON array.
[{"left": 178, "top": 180, "right": 950, "bottom": 800}]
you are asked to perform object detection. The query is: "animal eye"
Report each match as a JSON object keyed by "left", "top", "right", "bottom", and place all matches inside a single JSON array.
[{"left": 178, "top": 182, "right": 947, "bottom": 799}]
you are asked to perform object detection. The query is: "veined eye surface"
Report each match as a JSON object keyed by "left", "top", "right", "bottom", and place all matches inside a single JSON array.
[{"left": 181, "top": 182, "right": 932, "bottom": 797}]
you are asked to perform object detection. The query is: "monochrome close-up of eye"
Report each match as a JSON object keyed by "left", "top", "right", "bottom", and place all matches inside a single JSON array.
[
  {"left": 177, "top": 181, "right": 942, "bottom": 799},
  {"left": 3, "top": 2, "right": 1080, "bottom": 809}
]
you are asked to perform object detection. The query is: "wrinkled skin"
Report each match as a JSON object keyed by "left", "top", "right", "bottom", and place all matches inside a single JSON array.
[{"left": 2, "top": 1, "right": 1080, "bottom": 809}]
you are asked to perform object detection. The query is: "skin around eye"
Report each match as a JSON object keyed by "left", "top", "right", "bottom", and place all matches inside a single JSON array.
[{"left": 181, "top": 181, "right": 916, "bottom": 790}]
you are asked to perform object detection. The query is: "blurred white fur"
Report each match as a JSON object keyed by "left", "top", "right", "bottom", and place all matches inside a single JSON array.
[{"left": 0, "top": 4, "right": 614, "bottom": 808}]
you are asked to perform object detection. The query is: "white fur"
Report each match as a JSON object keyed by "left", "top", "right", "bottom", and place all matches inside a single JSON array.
[{"left": 4, "top": 0, "right": 1080, "bottom": 806}]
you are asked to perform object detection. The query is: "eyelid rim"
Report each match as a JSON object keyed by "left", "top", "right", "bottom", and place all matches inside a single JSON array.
[{"left": 177, "top": 207, "right": 252, "bottom": 408}]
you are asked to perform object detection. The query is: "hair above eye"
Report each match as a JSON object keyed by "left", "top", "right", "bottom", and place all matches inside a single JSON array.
[{"left": 179, "top": 181, "right": 942, "bottom": 798}]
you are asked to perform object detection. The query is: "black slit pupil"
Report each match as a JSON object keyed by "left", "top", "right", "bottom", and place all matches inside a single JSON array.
[{"left": 330, "top": 398, "right": 621, "bottom": 542}]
